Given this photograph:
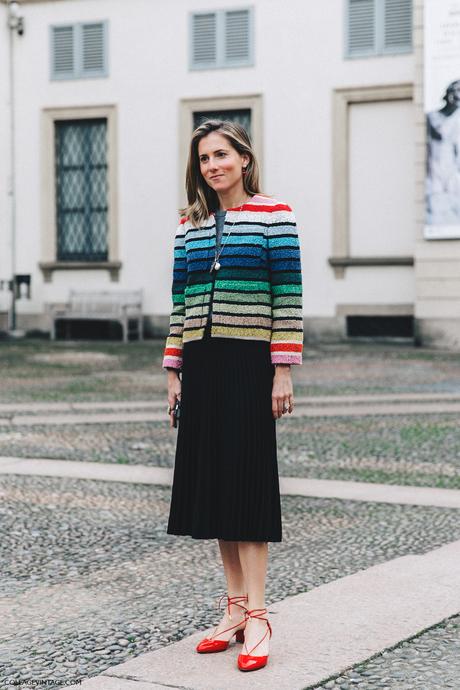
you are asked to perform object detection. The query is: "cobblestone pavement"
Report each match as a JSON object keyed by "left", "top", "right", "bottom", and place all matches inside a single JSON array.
[
  {"left": 1, "top": 340, "right": 460, "bottom": 689},
  {"left": 1, "top": 474, "right": 460, "bottom": 689},
  {"left": 2, "top": 411, "right": 459, "bottom": 489},
  {"left": 315, "top": 614, "right": 460, "bottom": 689}
]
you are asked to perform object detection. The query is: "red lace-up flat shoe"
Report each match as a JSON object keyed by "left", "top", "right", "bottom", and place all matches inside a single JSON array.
[
  {"left": 237, "top": 607, "right": 272, "bottom": 671},
  {"left": 196, "top": 594, "right": 248, "bottom": 654}
]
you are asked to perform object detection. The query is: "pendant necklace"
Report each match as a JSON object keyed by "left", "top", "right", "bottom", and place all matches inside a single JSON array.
[{"left": 209, "top": 196, "right": 250, "bottom": 273}]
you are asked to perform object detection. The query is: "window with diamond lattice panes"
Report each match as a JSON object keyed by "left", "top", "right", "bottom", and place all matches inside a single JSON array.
[
  {"left": 55, "top": 119, "right": 108, "bottom": 261},
  {"left": 193, "top": 109, "right": 252, "bottom": 139}
]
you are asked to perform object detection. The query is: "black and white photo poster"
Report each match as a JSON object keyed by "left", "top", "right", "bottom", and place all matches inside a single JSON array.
[{"left": 425, "top": 0, "right": 460, "bottom": 238}]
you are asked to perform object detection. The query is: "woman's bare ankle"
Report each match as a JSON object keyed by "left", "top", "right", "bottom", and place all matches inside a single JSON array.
[{"left": 226, "top": 590, "right": 247, "bottom": 600}]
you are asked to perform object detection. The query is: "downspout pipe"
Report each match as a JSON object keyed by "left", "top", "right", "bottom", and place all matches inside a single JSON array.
[
  {"left": 7, "top": 1, "right": 17, "bottom": 330},
  {"left": 6, "top": 0, "right": 24, "bottom": 332}
]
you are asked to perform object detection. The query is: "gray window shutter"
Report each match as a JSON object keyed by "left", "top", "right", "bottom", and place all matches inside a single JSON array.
[
  {"left": 384, "top": 0, "right": 412, "bottom": 50},
  {"left": 51, "top": 21, "right": 107, "bottom": 79},
  {"left": 82, "top": 23, "right": 105, "bottom": 73},
  {"left": 225, "top": 9, "right": 250, "bottom": 62},
  {"left": 348, "top": 0, "right": 375, "bottom": 55},
  {"left": 192, "top": 13, "right": 217, "bottom": 66},
  {"left": 53, "top": 26, "right": 74, "bottom": 76}
]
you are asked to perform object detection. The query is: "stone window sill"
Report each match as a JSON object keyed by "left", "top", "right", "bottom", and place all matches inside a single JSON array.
[
  {"left": 39, "top": 261, "right": 121, "bottom": 283},
  {"left": 328, "top": 256, "right": 413, "bottom": 278}
]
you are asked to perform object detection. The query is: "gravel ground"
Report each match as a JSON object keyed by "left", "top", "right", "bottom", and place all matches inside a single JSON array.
[
  {"left": 314, "top": 614, "right": 460, "bottom": 689},
  {"left": 2, "top": 411, "right": 459, "bottom": 489},
  {"left": 276, "top": 413, "right": 460, "bottom": 489},
  {"left": 1, "top": 340, "right": 460, "bottom": 403},
  {"left": 1, "top": 474, "right": 460, "bottom": 689}
]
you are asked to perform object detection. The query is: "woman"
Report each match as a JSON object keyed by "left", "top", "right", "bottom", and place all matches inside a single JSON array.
[{"left": 163, "top": 119, "right": 303, "bottom": 672}]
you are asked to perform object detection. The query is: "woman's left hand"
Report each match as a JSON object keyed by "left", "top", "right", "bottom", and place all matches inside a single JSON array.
[{"left": 272, "top": 365, "right": 294, "bottom": 419}]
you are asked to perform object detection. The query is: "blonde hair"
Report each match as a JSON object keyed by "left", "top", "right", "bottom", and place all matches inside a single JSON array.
[{"left": 180, "top": 119, "right": 262, "bottom": 227}]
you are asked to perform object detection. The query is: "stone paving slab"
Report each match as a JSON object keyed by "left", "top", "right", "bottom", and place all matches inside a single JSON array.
[
  {"left": 68, "top": 539, "right": 460, "bottom": 690},
  {"left": 2, "top": 399, "right": 460, "bottom": 426},
  {"left": 279, "top": 476, "right": 460, "bottom": 508},
  {"left": 69, "top": 680, "right": 168, "bottom": 690},
  {"left": 0, "top": 401, "right": 164, "bottom": 414},
  {"left": 0, "top": 457, "right": 174, "bottom": 486},
  {"left": 4, "top": 412, "right": 167, "bottom": 426},
  {"left": 2, "top": 456, "right": 460, "bottom": 508},
  {"left": 302, "top": 392, "right": 460, "bottom": 403},
  {"left": 1, "top": 390, "right": 460, "bottom": 415},
  {"left": 297, "top": 401, "right": 460, "bottom": 417}
]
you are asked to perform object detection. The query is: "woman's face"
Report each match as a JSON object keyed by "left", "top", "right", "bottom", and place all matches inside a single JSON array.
[{"left": 198, "top": 132, "right": 249, "bottom": 195}]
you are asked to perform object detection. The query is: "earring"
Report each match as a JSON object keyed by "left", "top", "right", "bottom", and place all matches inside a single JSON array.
[{"left": 242, "top": 166, "right": 248, "bottom": 174}]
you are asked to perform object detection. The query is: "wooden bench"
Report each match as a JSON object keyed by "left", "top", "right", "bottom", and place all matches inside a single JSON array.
[{"left": 46, "top": 290, "right": 143, "bottom": 342}]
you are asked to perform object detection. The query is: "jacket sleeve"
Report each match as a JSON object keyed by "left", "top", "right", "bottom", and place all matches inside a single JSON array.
[
  {"left": 162, "top": 221, "right": 187, "bottom": 370},
  {"left": 267, "top": 205, "right": 304, "bottom": 366}
]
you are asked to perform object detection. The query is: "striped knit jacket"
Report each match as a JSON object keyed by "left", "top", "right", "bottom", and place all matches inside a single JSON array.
[{"left": 162, "top": 194, "right": 303, "bottom": 369}]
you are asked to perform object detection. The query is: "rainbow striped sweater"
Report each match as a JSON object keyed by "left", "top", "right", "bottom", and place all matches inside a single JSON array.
[{"left": 162, "top": 194, "right": 303, "bottom": 369}]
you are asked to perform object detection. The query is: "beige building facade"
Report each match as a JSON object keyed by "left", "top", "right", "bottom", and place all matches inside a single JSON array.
[
  {"left": 413, "top": 0, "right": 460, "bottom": 349},
  {"left": 0, "top": 0, "right": 458, "bottom": 348}
]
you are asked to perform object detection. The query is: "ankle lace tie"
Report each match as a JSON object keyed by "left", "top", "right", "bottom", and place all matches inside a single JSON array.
[
  {"left": 242, "top": 607, "right": 272, "bottom": 656},
  {"left": 217, "top": 593, "right": 248, "bottom": 621}
]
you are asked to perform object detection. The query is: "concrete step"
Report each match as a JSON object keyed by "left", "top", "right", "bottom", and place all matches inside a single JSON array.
[
  {"left": 1, "top": 390, "right": 460, "bottom": 423},
  {"left": 1, "top": 456, "right": 460, "bottom": 508}
]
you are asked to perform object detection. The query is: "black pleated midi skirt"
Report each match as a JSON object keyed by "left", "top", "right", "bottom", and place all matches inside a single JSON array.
[{"left": 166, "top": 326, "right": 282, "bottom": 542}]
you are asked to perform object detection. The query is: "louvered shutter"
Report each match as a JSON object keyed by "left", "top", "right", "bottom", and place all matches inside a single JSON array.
[
  {"left": 82, "top": 23, "right": 105, "bottom": 73},
  {"left": 51, "top": 22, "right": 107, "bottom": 79},
  {"left": 192, "top": 13, "right": 217, "bottom": 67},
  {"left": 384, "top": 0, "right": 412, "bottom": 50},
  {"left": 348, "top": 0, "right": 375, "bottom": 55},
  {"left": 225, "top": 9, "right": 250, "bottom": 63},
  {"left": 52, "top": 26, "right": 74, "bottom": 77}
]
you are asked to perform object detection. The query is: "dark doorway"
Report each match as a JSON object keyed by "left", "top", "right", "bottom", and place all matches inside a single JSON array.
[{"left": 346, "top": 315, "right": 414, "bottom": 338}]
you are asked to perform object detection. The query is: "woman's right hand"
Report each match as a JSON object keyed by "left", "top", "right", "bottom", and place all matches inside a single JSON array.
[{"left": 167, "top": 370, "right": 182, "bottom": 428}]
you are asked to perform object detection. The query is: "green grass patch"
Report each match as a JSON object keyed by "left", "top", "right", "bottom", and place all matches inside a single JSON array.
[
  {"left": 400, "top": 422, "right": 451, "bottom": 443},
  {"left": 310, "top": 465, "right": 460, "bottom": 489}
]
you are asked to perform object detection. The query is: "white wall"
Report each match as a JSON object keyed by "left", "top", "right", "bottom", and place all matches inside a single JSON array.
[
  {"left": 349, "top": 100, "right": 415, "bottom": 257},
  {"left": 341, "top": 98, "right": 416, "bottom": 309},
  {"left": 1, "top": 0, "right": 416, "bottom": 328}
]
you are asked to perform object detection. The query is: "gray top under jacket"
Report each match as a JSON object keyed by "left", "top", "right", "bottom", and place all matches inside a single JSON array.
[
  {"left": 215, "top": 209, "right": 227, "bottom": 253},
  {"left": 207, "top": 209, "right": 227, "bottom": 325}
]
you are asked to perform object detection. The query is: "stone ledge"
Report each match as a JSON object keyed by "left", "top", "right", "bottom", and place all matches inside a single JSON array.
[{"left": 39, "top": 261, "right": 122, "bottom": 282}]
